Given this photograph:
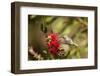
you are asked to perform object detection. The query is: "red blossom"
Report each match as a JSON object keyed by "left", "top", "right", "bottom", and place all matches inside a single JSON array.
[{"left": 47, "top": 33, "right": 60, "bottom": 55}]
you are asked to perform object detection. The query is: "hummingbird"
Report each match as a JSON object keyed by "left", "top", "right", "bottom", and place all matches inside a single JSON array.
[
  {"left": 58, "top": 35, "right": 78, "bottom": 57},
  {"left": 59, "top": 35, "right": 78, "bottom": 47}
]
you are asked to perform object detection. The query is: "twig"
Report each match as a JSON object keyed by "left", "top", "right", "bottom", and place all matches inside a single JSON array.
[
  {"left": 28, "top": 46, "right": 44, "bottom": 60},
  {"left": 76, "top": 18, "right": 87, "bottom": 26}
]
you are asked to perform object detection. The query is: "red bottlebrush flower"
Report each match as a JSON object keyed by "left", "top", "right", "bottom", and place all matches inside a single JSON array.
[{"left": 47, "top": 33, "right": 60, "bottom": 55}]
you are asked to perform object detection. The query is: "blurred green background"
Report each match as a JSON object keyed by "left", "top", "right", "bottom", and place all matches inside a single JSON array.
[{"left": 28, "top": 15, "right": 88, "bottom": 60}]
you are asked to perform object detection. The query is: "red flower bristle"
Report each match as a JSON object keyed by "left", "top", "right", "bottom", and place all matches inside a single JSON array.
[{"left": 47, "top": 33, "right": 60, "bottom": 55}]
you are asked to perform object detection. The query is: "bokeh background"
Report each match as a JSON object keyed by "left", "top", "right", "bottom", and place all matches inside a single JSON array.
[{"left": 28, "top": 15, "right": 88, "bottom": 60}]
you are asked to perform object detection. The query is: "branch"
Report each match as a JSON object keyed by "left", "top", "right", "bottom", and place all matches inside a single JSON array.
[
  {"left": 28, "top": 46, "right": 44, "bottom": 60},
  {"left": 76, "top": 18, "right": 87, "bottom": 26}
]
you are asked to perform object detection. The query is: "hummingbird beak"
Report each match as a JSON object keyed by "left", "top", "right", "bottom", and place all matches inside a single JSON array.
[
  {"left": 72, "top": 43, "right": 78, "bottom": 47},
  {"left": 67, "top": 40, "right": 78, "bottom": 47}
]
